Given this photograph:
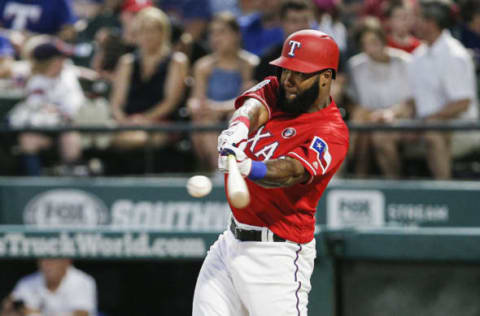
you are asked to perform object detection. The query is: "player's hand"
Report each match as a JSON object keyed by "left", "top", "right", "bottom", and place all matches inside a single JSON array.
[
  {"left": 218, "top": 144, "right": 252, "bottom": 177},
  {"left": 217, "top": 120, "right": 249, "bottom": 153}
]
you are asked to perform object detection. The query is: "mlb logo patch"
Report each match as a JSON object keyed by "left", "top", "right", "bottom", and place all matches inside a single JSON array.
[
  {"left": 310, "top": 136, "right": 332, "bottom": 174},
  {"left": 281, "top": 127, "right": 296, "bottom": 139}
]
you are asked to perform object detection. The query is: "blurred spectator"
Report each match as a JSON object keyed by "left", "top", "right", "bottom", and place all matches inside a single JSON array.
[
  {"left": 170, "top": 18, "right": 208, "bottom": 72},
  {"left": 159, "top": 0, "right": 212, "bottom": 41},
  {"left": 74, "top": 0, "right": 104, "bottom": 20},
  {"left": 457, "top": 0, "right": 480, "bottom": 76},
  {"left": 407, "top": 0, "right": 479, "bottom": 179},
  {"left": 8, "top": 37, "right": 87, "bottom": 176},
  {"left": 238, "top": 0, "right": 284, "bottom": 56},
  {"left": 361, "top": 0, "right": 390, "bottom": 20},
  {"left": 188, "top": 12, "right": 258, "bottom": 171},
  {"left": 0, "top": 0, "right": 78, "bottom": 50},
  {"left": 120, "top": 0, "right": 153, "bottom": 47},
  {"left": 91, "top": 27, "right": 127, "bottom": 82},
  {"left": 238, "top": 0, "right": 260, "bottom": 16},
  {"left": 254, "top": 0, "right": 313, "bottom": 82},
  {"left": 385, "top": 0, "right": 421, "bottom": 53},
  {"left": 1, "top": 258, "right": 97, "bottom": 316},
  {"left": 110, "top": 7, "right": 188, "bottom": 150},
  {"left": 0, "top": 35, "right": 29, "bottom": 98},
  {"left": 76, "top": 0, "right": 122, "bottom": 43},
  {"left": 348, "top": 17, "right": 414, "bottom": 178},
  {"left": 73, "top": 0, "right": 123, "bottom": 67},
  {"left": 210, "top": 0, "right": 241, "bottom": 16},
  {"left": 315, "top": 0, "right": 348, "bottom": 53}
]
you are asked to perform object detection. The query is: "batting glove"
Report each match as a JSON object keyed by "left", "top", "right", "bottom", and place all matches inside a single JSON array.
[
  {"left": 217, "top": 117, "right": 250, "bottom": 153},
  {"left": 218, "top": 144, "right": 252, "bottom": 177}
]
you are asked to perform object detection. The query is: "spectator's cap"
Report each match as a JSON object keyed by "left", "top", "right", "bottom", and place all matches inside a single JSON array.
[
  {"left": 122, "top": 0, "right": 153, "bottom": 13},
  {"left": 0, "top": 36, "right": 14, "bottom": 57},
  {"left": 32, "top": 41, "right": 73, "bottom": 61}
]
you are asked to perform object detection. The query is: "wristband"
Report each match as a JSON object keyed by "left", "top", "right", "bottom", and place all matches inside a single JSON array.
[
  {"left": 231, "top": 116, "right": 250, "bottom": 130},
  {"left": 248, "top": 161, "right": 267, "bottom": 180}
]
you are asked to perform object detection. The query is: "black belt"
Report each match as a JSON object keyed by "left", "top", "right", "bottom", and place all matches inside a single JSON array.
[{"left": 230, "top": 220, "right": 286, "bottom": 242}]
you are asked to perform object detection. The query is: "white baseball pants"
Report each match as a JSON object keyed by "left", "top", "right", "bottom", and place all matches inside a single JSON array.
[{"left": 192, "top": 228, "right": 316, "bottom": 316}]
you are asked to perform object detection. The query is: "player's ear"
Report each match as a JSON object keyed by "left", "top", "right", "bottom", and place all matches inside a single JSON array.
[{"left": 319, "top": 70, "right": 332, "bottom": 87}]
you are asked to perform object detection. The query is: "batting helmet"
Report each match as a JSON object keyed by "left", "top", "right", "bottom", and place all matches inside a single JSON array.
[{"left": 270, "top": 29, "right": 339, "bottom": 74}]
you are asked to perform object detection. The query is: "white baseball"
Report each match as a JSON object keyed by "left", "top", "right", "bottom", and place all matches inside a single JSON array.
[{"left": 186, "top": 175, "right": 212, "bottom": 198}]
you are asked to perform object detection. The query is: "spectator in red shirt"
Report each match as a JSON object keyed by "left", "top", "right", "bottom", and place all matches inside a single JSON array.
[{"left": 385, "top": 0, "right": 421, "bottom": 53}]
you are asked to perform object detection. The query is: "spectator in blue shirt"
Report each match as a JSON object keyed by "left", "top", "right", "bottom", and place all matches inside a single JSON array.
[
  {"left": 0, "top": 0, "right": 77, "bottom": 37},
  {"left": 0, "top": 0, "right": 78, "bottom": 53},
  {"left": 238, "top": 0, "right": 284, "bottom": 56},
  {"left": 159, "top": 0, "right": 212, "bottom": 41}
]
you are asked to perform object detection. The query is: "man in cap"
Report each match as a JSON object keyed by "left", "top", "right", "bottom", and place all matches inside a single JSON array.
[{"left": 192, "top": 29, "right": 349, "bottom": 316}]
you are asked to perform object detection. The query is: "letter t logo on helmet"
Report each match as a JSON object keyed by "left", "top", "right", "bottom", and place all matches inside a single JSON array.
[
  {"left": 270, "top": 29, "right": 339, "bottom": 75},
  {"left": 288, "top": 40, "right": 301, "bottom": 57}
]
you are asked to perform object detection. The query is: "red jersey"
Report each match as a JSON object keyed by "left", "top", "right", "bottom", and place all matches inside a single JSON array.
[
  {"left": 387, "top": 35, "right": 421, "bottom": 54},
  {"left": 226, "top": 77, "right": 349, "bottom": 243}
]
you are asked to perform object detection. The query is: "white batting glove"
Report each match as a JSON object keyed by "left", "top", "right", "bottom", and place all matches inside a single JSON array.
[
  {"left": 217, "top": 119, "right": 249, "bottom": 153},
  {"left": 218, "top": 144, "right": 252, "bottom": 177}
]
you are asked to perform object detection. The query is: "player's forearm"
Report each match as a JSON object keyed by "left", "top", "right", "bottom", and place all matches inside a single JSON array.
[
  {"left": 254, "top": 157, "right": 309, "bottom": 188},
  {"left": 231, "top": 98, "right": 269, "bottom": 134}
]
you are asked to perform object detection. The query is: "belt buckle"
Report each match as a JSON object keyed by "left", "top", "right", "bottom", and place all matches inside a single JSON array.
[{"left": 231, "top": 220, "right": 240, "bottom": 239}]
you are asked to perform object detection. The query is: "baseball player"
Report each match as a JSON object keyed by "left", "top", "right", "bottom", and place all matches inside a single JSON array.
[{"left": 192, "top": 30, "right": 349, "bottom": 316}]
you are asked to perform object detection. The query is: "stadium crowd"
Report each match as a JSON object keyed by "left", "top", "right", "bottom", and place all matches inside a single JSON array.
[{"left": 0, "top": 0, "right": 478, "bottom": 179}]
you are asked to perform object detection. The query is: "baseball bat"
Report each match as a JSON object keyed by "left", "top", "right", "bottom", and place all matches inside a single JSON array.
[{"left": 227, "top": 155, "right": 250, "bottom": 208}]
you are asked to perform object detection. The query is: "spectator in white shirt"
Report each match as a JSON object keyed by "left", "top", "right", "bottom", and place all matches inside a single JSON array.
[
  {"left": 1, "top": 258, "right": 97, "bottom": 316},
  {"left": 407, "top": 0, "right": 479, "bottom": 179},
  {"left": 348, "top": 17, "right": 414, "bottom": 178}
]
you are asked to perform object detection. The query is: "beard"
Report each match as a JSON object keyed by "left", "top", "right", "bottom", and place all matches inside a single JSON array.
[{"left": 277, "top": 78, "right": 320, "bottom": 115}]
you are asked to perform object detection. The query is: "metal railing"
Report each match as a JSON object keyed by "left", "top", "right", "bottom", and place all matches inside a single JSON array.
[
  {"left": 1, "top": 121, "right": 479, "bottom": 175},
  {"left": 1, "top": 120, "right": 480, "bottom": 133}
]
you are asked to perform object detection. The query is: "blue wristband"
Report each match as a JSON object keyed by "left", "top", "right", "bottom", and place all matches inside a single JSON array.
[{"left": 248, "top": 161, "right": 267, "bottom": 180}]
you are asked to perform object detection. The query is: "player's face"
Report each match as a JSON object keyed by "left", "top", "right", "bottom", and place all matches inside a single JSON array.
[{"left": 278, "top": 69, "right": 320, "bottom": 114}]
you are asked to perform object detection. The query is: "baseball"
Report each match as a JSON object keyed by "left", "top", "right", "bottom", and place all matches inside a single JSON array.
[{"left": 187, "top": 175, "right": 212, "bottom": 198}]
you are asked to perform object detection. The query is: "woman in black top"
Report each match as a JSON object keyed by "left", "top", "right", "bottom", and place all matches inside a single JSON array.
[{"left": 110, "top": 7, "right": 188, "bottom": 149}]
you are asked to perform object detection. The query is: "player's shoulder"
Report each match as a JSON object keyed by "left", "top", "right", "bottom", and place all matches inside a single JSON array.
[
  {"left": 243, "top": 75, "right": 279, "bottom": 94},
  {"left": 312, "top": 105, "right": 349, "bottom": 142}
]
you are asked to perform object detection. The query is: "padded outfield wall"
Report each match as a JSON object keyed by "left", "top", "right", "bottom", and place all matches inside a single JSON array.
[{"left": 0, "top": 177, "right": 478, "bottom": 316}]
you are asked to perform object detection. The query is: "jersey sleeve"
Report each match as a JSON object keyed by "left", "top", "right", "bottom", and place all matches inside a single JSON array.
[
  {"left": 287, "top": 135, "right": 348, "bottom": 183},
  {"left": 234, "top": 76, "right": 279, "bottom": 119}
]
